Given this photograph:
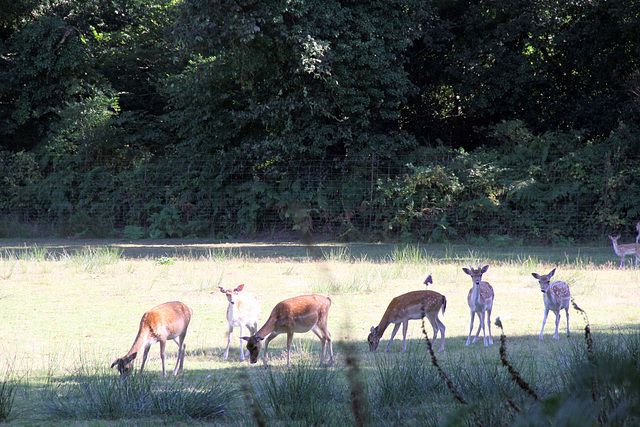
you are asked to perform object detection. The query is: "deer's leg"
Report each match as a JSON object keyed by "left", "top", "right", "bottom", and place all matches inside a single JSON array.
[
  {"left": 137, "top": 345, "right": 151, "bottom": 377},
  {"left": 466, "top": 312, "right": 476, "bottom": 346},
  {"left": 285, "top": 331, "right": 294, "bottom": 368},
  {"left": 565, "top": 307, "right": 571, "bottom": 337},
  {"left": 385, "top": 323, "right": 402, "bottom": 352},
  {"left": 540, "top": 308, "right": 550, "bottom": 340},
  {"left": 159, "top": 340, "right": 167, "bottom": 377},
  {"left": 173, "top": 335, "right": 186, "bottom": 375},
  {"left": 238, "top": 324, "right": 245, "bottom": 361},
  {"left": 553, "top": 310, "right": 561, "bottom": 340},
  {"left": 400, "top": 320, "right": 410, "bottom": 352},
  {"left": 314, "top": 323, "right": 334, "bottom": 366},
  {"left": 262, "top": 332, "right": 277, "bottom": 368},
  {"left": 311, "top": 325, "right": 327, "bottom": 365},
  {"left": 473, "top": 311, "right": 485, "bottom": 344},
  {"left": 486, "top": 308, "right": 493, "bottom": 345},
  {"left": 224, "top": 324, "right": 233, "bottom": 360},
  {"left": 437, "top": 317, "right": 446, "bottom": 351}
]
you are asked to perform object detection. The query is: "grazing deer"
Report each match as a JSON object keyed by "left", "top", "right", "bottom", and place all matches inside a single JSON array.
[
  {"left": 368, "top": 275, "right": 446, "bottom": 353},
  {"left": 609, "top": 235, "right": 640, "bottom": 267},
  {"left": 532, "top": 268, "right": 571, "bottom": 340},
  {"left": 462, "top": 265, "right": 495, "bottom": 346},
  {"left": 242, "top": 294, "right": 334, "bottom": 368},
  {"left": 111, "top": 301, "right": 192, "bottom": 379},
  {"left": 216, "top": 284, "right": 261, "bottom": 361}
]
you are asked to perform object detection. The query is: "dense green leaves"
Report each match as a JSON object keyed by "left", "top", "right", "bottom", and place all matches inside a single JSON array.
[{"left": 0, "top": 0, "right": 639, "bottom": 241}]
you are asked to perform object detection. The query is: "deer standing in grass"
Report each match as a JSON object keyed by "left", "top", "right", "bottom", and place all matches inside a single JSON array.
[
  {"left": 368, "top": 275, "right": 446, "bottom": 353},
  {"left": 462, "top": 265, "right": 494, "bottom": 346},
  {"left": 242, "top": 294, "right": 334, "bottom": 368},
  {"left": 111, "top": 301, "right": 192, "bottom": 379},
  {"left": 532, "top": 268, "right": 571, "bottom": 340},
  {"left": 216, "top": 284, "right": 261, "bottom": 361},
  {"left": 609, "top": 235, "right": 640, "bottom": 267}
]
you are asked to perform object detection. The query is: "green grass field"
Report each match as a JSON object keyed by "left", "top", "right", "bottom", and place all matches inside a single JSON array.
[{"left": 0, "top": 239, "right": 638, "bottom": 425}]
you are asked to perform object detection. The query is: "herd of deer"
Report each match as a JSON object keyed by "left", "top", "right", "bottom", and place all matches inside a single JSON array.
[
  {"left": 110, "top": 222, "right": 639, "bottom": 378},
  {"left": 110, "top": 265, "right": 577, "bottom": 379}
]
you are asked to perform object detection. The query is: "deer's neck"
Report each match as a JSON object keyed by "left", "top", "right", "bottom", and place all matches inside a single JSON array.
[
  {"left": 126, "top": 322, "right": 153, "bottom": 357},
  {"left": 255, "top": 315, "right": 278, "bottom": 339}
]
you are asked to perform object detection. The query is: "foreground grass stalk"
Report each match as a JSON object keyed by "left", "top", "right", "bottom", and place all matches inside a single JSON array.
[
  {"left": 420, "top": 302, "right": 468, "bottom": 406},
  {"left": 571, "top": 298, "right": 602, "bottom": 424},
  {"left": 342, "top": 342, "right": 370, "bottom": 427},
  {"left": 494, "top": 317, "right": 539, "bottom": 404},
  {"left": 238, "top": 368, "right": 266, "bottom": 427}
]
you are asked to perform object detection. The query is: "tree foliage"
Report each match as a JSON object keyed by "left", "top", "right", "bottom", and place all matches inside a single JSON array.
[{"left": 1, "top": 0, "right": 639, "bottom": 241}]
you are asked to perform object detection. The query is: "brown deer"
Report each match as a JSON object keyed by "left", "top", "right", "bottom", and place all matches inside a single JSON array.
[
  {"left": 462, "top": 265, "right": 495, "bottom": 346},
  {"left": 216, "top": 284, "right": 261, "bottom": 361},
  {"left": 532, "top": 268, "right": 571, "bottom": 340},
  {"left": 111, "top": 301, "right": 192, "bottom": 379},
  {"left": 368, "top": 275, "right": 446, "bottom": 352},
  {"left": 242, "top": 294, "right": 334, "bottom": 368}
]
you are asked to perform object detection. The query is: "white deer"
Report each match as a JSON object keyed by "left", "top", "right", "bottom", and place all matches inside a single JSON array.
[
  {"left": 217, "top": 284, "right": 261, "bottom": 361},
  {"left": 609, "top": 235, "right": 640, "bottom": 267},
  {"left": 532, "top": 268, "right": 571, "bottom": 340},
  {"left": 111, "top": 301, "right": 192, "bottom": 379},
  {"left": 462, "top": 265, "right": 494, "bottom": 346},
  {"left": 368, "top": 275, "right": 446, "bottom": 352},
  {"left": 242, "top": 294, "right": 334, "bottom": 368}
]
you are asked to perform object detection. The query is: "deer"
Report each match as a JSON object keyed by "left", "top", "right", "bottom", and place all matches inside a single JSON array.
[
  {"left": 241, "top": 294, "right": 334, "bottom": 368},
  {"left": 367, "top": 275, "right": 446, "bottom": 353},
  {"left": 462, "top": 265, "right": 495, "bottom": 346},
  {"left": 609, "top": 235, "right": 640, "bottom": 267},
  {"left": 111, "top": 301, "right": 192, "bottom": 379},
  {"left": 532, "top": 268, "right": 571, "bottom": 340},
  {"left": 216, "top": 284, "right": 261, "bottom": 361}
]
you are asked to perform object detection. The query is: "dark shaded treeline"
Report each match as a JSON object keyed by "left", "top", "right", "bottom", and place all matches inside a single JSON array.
[{"left": 1, "top": 0, "right": 639, "bottom": 241}]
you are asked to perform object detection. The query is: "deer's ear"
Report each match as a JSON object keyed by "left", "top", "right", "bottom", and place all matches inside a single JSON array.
[
  {"left": 481, "top": 265, "right": 489, "bottom": 273},
  {"left": 110, "top": 360, "right": 119, "bottom": 369},
  {"left": 236, "top": 284, "right": 245, "bottom": 292},
  {"left": 370, "top": 326, "right": 376, "bottom": 333},
  {"left": 532, "top": 273, "right": 540, "bottom": 279},
  {"left": 462, "top": 268, "right": 470, "bottom": 275},
  {"left": 549, "top": 268, "right": 556, "bottom": 277},
  {"left": 424, "top": 275, "right": 432, "bottom": 285},
  {"left": 124, "top": 352, "right": 137, "bottom": 363}
]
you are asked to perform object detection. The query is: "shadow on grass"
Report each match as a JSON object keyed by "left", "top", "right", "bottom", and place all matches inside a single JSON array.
[{"left": 0, "top": 237, "right": 618, "bottom": 265}]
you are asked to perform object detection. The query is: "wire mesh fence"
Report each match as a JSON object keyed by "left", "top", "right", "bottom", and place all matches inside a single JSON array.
[{"left": 1, "top": 151, "right": 639, "bottom": 244}]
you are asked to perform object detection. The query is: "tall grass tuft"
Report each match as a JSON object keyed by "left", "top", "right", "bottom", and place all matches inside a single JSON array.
[
  {"left": 371, "top": 346, "right": 441, "bottom": 408},
  {"left": 0, "top": 365, "right": 20, "bottom": 422},
  {"left": 256, "top": 362, "right": 349, "bottom": 425},
  {"left": 42, "top": 366, "right": 233, "bottom": 421},
  {"left": 389, "top": 244, "right": 430, "bottom": 264},
  {"left": 62, "top": 246, "right": 123, "bottom": 273}
]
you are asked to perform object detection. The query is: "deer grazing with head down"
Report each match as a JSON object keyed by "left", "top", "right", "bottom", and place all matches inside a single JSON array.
[
  {"left": 111, "top": 301, "right": 192, "bottom": 379},
  {"left": 532, "top": 268, "right": 571, "bottom": 340},
  {"left": 216, "top": 284, "right": 261, "bottom": 361},
  {"left": 368, "top": 275, "right": 446, "bottom": 353},
  {"left": 609, "top": 235, "right": 640, "bottom": 267},
  {"left": 462, "top": 265, "right": 494, "bottom": 346},
  {"left": 242, "top": 294, "right": 334, "bottom": 368}
]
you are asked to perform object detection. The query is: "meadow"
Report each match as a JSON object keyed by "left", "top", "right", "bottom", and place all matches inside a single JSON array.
[{"left": 0, "top": 239, "right": 638, "bottom": 425}]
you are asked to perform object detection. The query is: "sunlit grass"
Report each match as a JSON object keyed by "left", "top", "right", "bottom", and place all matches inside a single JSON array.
[{"left": 0, "top": 240, "right": 638, "bottom": 424}]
